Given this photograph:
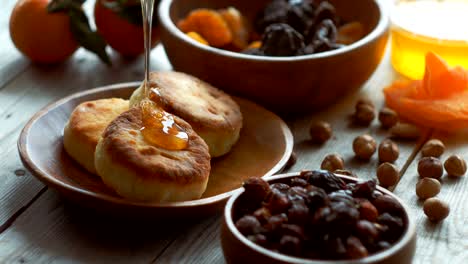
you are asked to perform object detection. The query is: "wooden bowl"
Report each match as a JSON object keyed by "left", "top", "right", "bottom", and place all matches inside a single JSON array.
[
  {"left": 221, "top": 172, "right": 416, "bottom": 264},
  {"left": 18, "top": 82, "right": 293, "bottom": 218},
  {"left": 158, "top": 0, "right": 389, "bottom": 114}
]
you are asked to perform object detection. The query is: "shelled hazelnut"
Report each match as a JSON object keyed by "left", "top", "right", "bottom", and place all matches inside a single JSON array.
[
  {"left": 378, "top": 139, "right": 399, "bottom": 163},
  {"left": 309, "top": 121, "right": 332, "bottom": 144},
  {"left": 418, "top": 157, "right": 443, "bottom": 179},
  {"left": 378, "top": 108, "right": 398, "bottom": 129},
  {"left": 444, "top": 155, "right": 467, "bottom": 177},
  {"left": 421, "top": 139, "right": 445, "bottom": 158},
  {"left": 390, "top": 123, "right": 421, "bottom": 140},
  {"left": 423, "top": 198, "right": 450, "bottom": 222},
  {"left": 354, "top": 104, "right": 375, "bottom": 126},
  {"left": 377, "top": 162, "right": 400, "bottom": 188},
  {"left": 415, "top": 178, "right": 441, "bottom": 200},
  {"left": 353, "top": 134, "right": 377, "bottom": 160},
  {"left": 321, "top": 153, "right": 345, "bottom": 172}
]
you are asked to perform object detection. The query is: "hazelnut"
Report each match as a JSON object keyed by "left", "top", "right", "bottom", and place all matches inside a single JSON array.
[
  {"left": 390, "top": 123, "right": 421, "bottom": 140},
  {"left": 416, "top": 178, "right": 441, "bottom": 200},
  {"left": 421, "top": 139, "right": 445, "bottom": 158},
  {"left": 444, "top": 155, "right": 467, "bottom": 177},
  {"left": 423, "top": 198, "right": 449, "bottom": 222},
  {"left": 377, "top": 162, "right": 400, "bottom": 188},
  {"left": 378, "top": 139, "right": 399, "bottom": 163},
  {"left": 418, "top": 157, "right": 443, "bottom": 179},
  {"left": 378, "top": 107, "right": 398, "bottom": 129},
  {"left": 353, "top": 134, "right": 377, "bottom": 160},
  {"left": 309, "top": 121, "right": 332, "bottom": 144},
  {"left": 354, "top": 104, "right": 375, "bottom": 126},
  {"left": 321, "top": 153, "right": 345, "bottom": 172},
  {"left": 356, "top": 97, "right": 374, "bottom": 109}
]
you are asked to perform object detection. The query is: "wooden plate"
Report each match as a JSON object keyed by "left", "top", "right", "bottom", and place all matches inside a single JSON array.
[{"left": 18, "top": 82, "right": 293, "bottom": 218}]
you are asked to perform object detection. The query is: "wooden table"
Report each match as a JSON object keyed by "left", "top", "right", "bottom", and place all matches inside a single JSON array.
[{"left": 1, "top": 1, "right": 468, "bottom": 263}]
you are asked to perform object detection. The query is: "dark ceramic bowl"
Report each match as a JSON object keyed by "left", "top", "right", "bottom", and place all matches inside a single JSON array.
[
  {"left": 221, "top": 172, "right": 416, "bottom": 264},
  {"left": 158, "top": 0, "right": 389, "bottom": 114}
]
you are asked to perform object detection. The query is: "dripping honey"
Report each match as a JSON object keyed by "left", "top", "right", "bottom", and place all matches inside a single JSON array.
[
  {"left": 391, "top": 0, "right": 468, "bottom": 80},
  {"left": 140, "top": 0, "right": 188, "bottom": 150}
]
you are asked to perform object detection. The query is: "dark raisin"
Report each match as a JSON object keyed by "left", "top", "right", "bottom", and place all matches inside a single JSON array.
[
  {"left": 325, "top": 236, "right": 347, "bottom": 259},
  {"left": 358, "top": 199, "right": 379, "bottom": 222},
  {"left": 288, "top": 202, "right": 309, "bottom": 225},
  {"left": 247, "top": 234, "right": 268, "bottom": 246},
  {"left": 253, "top": 207, "right": 272, "bottom": 224},
  {"left": 346, "top": 236, "right": 368, "bottom": 259},
  {"left": 286, "top": 0, "right": 316, "bottom": 35},
  {"left": 260, "top": 23, "right": 306, "bottom": 56},
  {"left": 373, "top": 195, "right": 404, "bottom": 215},
  {"left": 281, "top": 224, "right": 306, "bottom": 240},
  {"left": 327, "top": 201, "right": 359, "bottom": 233},
  {"left": 235, "top": 215, "right": 262, "bottom": 235},
  {"left": 290, "top": 177, "right": 308, "bottom": 187},
  {"left": 305, "top": 170, "right": 346, "bottom": 193},
  {"left": 355, "top": 220, "right": 379, "bottom": 241},
  {"left": 243, "top": 177, "right": 271, "bottom": 204},
  {"left": 352, "top": 179, "right": 377, "bottom": 199},
  {"left": 309, "top": 19, "right": 337, "bottom": 44},
  {"left": 329, "top": 190, "right": 355, "bottom": 206},
  {"left": 306, "top": 185, "right": 329, "bottom": 209},
  {"left": 264, "top": 213, "right": 289, "bottom": 233},
  {"left": 376, "top": 241, "right": 392, "bottom": 251},
  {"left": 288, "top": 186, "right": 309, "bottom": 202},
  {"left": 279, "top": 235, "right": 302, "bottom": 256},
  {"left": 264, "top": 189, "right": 292, "bottom": 214},
  {"left": 313, "top": 1, "right": 337, "bottom": 24},
  {"left": 378, "top": 213, "right": 404, "bottom": 242},
  {"left": 270, "top": 182, "right": 291, "bottom": 193}
]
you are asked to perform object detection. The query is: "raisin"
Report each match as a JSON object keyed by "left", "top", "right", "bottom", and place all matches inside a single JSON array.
[
  {"left": 377, "top": 213, "right": 404, "bottom": 242},
  {"left": 253, "top": 207, "right": 272, "bottom": 224},
  {"left": 288, "top": 186, "right": 309, "bottom": 202},
  {"left": 247, "top": 234, "right": 268, "bottom": 246},
  {"left": 305, "top": 170, "right": 346, "bottom": 193},
  {"left": 290, "top": 177, "right": 308, "bottom": 187},
  {"left": 372, "top": 195, "right": 404, "bottom": 215},
  {"left": 264, "top": 213, "right": 289, "bottom": 234},
  {"left": 288, "top": 202, "right": 309, "bottom": 225},
  {"left": 243, "top": 177, "right": 271, "bottom": 204},
  {"left": 264, "top": 189, "right": 292, "bottom": 214},
  {"left": 346, "top": 236, "right": 368, "bottom": 259},
  {"left": 313, "top": 1, "right": 337, "bottom": 24},
  {"left": 325, "top": 236, "right": 347, "bottom": 259},
  {"left": 352, "top": 179, "right": 377, "bottom": 199},
  {"left": 260, "top": 23, "right": 306, "bottom": 56},
  {"left": 358, "top": 199, "right": 379, "bottom": 222},
  {"left": 281, "top": 224, "right": 306, "bottom": 239},
  {"left": 279, "top": 235, "right": 302, "bottom": 256},
  {"left": 235, "top": 215, "right": 262, "bottom": 235},
  {"left": 306, "top": 185, "right": 329, "bottom": 209},
  {"left": 355, "top": 220, "right": 379, "bottom": 241},
  {"left": 270, "top": 182, "right": 291, "bottom": 193}
]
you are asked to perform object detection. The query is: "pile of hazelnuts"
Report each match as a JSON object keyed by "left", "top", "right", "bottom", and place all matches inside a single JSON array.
[{"left": 305, "top": 97, "right": 466, "bottom": 223}]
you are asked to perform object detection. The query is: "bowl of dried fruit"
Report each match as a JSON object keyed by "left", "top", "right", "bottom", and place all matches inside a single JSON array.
[
  {"left": 158, "top": 0, "right": 389, "bottom": 114},
  {"left": 221, "top": 170, "right": 416, "bottom": 263}
]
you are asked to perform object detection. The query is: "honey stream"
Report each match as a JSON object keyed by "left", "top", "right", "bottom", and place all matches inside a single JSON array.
[{"left": 140, "top": 0, "right": 188, "bottom": 150}]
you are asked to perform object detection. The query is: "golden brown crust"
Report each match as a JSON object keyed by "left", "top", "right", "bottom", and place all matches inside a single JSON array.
[
  {"left": 67, "top": 98, "right": 129, "bottom": 146},
  {"left": 100, "top": 106, "right": 211, "bottom": 185},
  {"left": 135, "top": 71, "right": 243, "bottom": 133}
]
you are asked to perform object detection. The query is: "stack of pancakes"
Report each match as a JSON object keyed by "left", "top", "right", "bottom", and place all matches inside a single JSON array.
[{"left": 63, "top": 72, "right": 243, "bottom": 202}]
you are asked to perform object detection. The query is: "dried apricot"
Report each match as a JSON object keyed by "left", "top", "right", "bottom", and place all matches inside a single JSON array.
[
  {"left": 219, "top": 7, "right": 249, "bottom": 50},
  {"left": 178, "top": 9, "right": 232, "bottom": 47},
  {"left": 186, "top": 32, "right": 208, "bottom": 45}
]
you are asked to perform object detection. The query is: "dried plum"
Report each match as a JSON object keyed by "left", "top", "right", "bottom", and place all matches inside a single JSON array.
[
  {"left": 304, "top": 170, "right": 346, "bottom": 193},
  {"left": 260, "top": 23, "right": 306, "bottom": 56}
]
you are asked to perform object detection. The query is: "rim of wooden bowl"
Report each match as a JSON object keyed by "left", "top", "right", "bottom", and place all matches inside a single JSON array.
[
  {"left": 18, "top": 82, "right": 294, "bottom": 209},
  {"left": 224, "top": 172, "right": 417, "bottom": 264},
  {"left": 158, "top": 0, "right": 390, "bottom": 62}
]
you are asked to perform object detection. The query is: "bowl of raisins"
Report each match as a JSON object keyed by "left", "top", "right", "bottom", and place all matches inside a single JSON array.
[
  {"left": 158, "top": 0, "right": 389, "bottom": 114},
  {"left": 221, "top": 171, "right": 416, "bottom": 263}
]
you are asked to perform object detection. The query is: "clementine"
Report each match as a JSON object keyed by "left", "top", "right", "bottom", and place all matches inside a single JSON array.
[
  {"left": 94, "top": 0, "right": 159, "bottom": 57},
  {"left": 9, "top": 0, "right": 79, "bottom": 64}
]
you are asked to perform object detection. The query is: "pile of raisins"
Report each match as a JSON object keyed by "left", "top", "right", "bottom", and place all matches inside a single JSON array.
[
  {"left": 234, "top": 170, "right": 406, "bottom": 260},
  {"left": 244, "top": 0, "right": 344, "bottom": 56}
]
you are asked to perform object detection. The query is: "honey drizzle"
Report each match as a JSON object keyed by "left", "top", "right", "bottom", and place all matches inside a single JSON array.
[{"left": 140, "top": 0, "right": 188, "bottom": 150}]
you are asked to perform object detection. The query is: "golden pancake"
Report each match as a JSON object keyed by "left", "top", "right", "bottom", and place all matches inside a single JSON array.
[
  {"left": 94, "top": 105, "right": 211, "bottom": 202},
  {"left": 130, "top": 71, "right": 243, "bottom": 157},
  {"left": 63, "top": 98, "right": 129, "bottom": 174}
]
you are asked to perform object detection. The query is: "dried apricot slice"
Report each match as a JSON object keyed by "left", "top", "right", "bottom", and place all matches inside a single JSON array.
[
  {"left": 186, "top": 32, "right": 209, "bottom": 45},
  {"left": 384, "top": 52, "right": 468, "bottom": 131},
  {"left": 178, "top": 9, "right": 232, "bottom": 47},
  {"left": 219, "top": 7, "right": 249, "bottom": 50}
]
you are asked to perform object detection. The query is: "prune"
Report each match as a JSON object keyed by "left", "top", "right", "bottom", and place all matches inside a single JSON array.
[
  {"left": 260, "top": 23, "right": 306, "bottom": 56},
  {"left": 346, "top": 236, "right": 368, "bottom": 259},
  {"left": 290, "top": 177, "right": 308, "bottom": 187},
  {"left": 305, "top": 170, "right": 346, "bottom": 193},
  {"left": 355, "top": 220, "right": 379, "bottom": 241},
  {"left": 313, "top": 1, "right": 337, "bottom": 24},
  {"left": 255, "top": 0, "right": 315, "bottom": 35},
  {"left": 243, "top": 177, "right": 271, "bottom": 204},
  {"left": 235, "top": 215, "right": 262, "bottom": 235},
  {"left": 279, "top": 235, "right": 302, "bottom": 255},
  {"left": 308, "top": 19, "right": 337, "bottom": 44}
]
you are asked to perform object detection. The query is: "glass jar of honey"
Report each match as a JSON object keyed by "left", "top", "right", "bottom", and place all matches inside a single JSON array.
[{"left": 391, "top": 0, "right": 468, "bottom": 79}]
